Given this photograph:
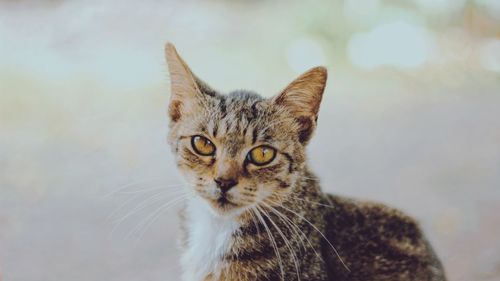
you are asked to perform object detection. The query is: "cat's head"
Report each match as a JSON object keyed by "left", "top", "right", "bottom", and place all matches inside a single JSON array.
[{"left": 164, "top": 43, "right": 326, "bottom": 217}]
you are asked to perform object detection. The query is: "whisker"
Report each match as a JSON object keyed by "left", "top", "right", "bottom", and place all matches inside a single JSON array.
[
  {"left": 101, "top": 178, "right": 176, "bottom": 199},
  {"left": 251, "top": 207, "right": 285, "bottom": 280},
  {"left": 107, "top": 186, "right": 186, "bottom": 224},
  {"left": 126, "top": 193, "right": 190, "bottom": 241},
  {"left": 110, "top": 191, "right": 174, "bottom": 236},
  {"left": 116, "top": 184, "right": 184, "bottom": 195},
  {"left": 287, "top": 195, "right": 336, "bottom": 209},
  {"left": 262, "top": 202, "right": 323, "bottom": 262},
  {"left": 109, "top": 188, "right": 186, "bottom": 224},
  {"left": 106, "top": 192, "right": 145, "bottom": 223},
  {"left": 267, "top": 200, "right": 351, "bottom": 272},
  {"left": 240, "top": 192, "right": 256, "bottom": 197},
  {"left": 257, "top": 205, "right": 301, "bottom": 280},
  {"left": 300, "top": 176, "right": 318, "bottom": 181},
  {"left": 134, "top": 193, "right": 191, "bottom": 241},
  {"left": 109, "top": 186, "right": 189, "bottom": 240},
  {"left": 102, "top": 178, "right": 185, "bottom": 199},
  {"left": 263, "top": 204, "right": 306, "bottom": 251},
  {"left": 247, "top": 208, "right": 261, "bottom": 238}
]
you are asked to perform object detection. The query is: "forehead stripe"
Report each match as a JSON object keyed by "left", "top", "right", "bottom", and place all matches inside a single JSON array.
[
  {"left": 250, "top": 101, "right": 259, "bottom": 119},
  {"left": 251, "top": 128, "right": 258, "bottom": 145},
  {"left": 212, "top": 122, "right": 218, "bottom": 137},
  {"left": 219, "top": 98, "right": 227, "bottom": 118}
]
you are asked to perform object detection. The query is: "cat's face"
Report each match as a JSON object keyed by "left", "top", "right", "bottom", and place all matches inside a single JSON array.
[
  {"left": 164, "top": 43, "right": 326, "bottom": 217},
  {"left": 169, "top": 92, "right": 304, "bottom": 217}
]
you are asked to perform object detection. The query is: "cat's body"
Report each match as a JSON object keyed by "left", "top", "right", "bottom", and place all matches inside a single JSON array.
[
  {"left": 164, "top": 44, "right": 446, "bottom": 281},
  {"left": 179, "top": 165, "right": 445, "bottom": 281}
]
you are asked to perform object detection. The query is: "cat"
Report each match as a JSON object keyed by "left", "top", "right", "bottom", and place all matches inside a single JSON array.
[{"left": 164, "top": 43, "right": 446, "bottom": 281}]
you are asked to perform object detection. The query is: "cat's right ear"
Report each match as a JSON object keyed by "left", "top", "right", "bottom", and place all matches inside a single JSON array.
[
  {"left": 272, "top": 66, "right": 327, "bottom": 144},
  {"left": 164, "top": 43, "right": 212, "bottom": 122}
]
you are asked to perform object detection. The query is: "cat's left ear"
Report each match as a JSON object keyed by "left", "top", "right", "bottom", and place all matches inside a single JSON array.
[{"left": 272, "top": 67, "right": 327, "bottom": 144}]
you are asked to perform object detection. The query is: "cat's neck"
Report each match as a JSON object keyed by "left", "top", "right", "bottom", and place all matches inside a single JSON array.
[
  {"left": 181, "top": 196, "right": 240, "bottom": 280},
  {"left": 289, "top": 166, "right": 323, "bottom": 198},
  {"left": 179, "top": 167, "right": 323, "bottom": 280}
]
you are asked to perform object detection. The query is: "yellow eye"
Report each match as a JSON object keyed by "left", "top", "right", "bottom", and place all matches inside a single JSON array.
[
  {"left": 191, "top": 135, "right": 216, "bottom": 156},
  {"left": 247, "top": 146, "right": 276, "bottom": 166}
]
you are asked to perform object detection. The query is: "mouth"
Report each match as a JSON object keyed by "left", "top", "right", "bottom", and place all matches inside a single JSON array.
[
  {"left": 216, "top": 196, "right": 236, "bottom": 206},
  {"left": 207, "top": 194, "right": 240, "bottom": 213}
]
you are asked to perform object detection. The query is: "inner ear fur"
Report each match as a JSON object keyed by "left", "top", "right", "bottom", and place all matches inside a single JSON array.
[
  {"left": 272, "top": 66, "right": 327, "bottom": 144},
  {"left": 164, "top": 43, "right": 214, "bottom": 122}
]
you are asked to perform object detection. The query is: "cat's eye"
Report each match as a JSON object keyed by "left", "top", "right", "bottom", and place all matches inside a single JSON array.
[
  {"left": 247, "top": 145, "right": 276, "bottom": 166},
  {"left": 191, "top": 135, "right": 216, "bottom": 156}
]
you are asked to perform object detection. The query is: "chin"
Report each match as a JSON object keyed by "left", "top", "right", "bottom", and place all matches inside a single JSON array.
[{"left": 205, "top": 197, "right": 248, "bottom": 218}]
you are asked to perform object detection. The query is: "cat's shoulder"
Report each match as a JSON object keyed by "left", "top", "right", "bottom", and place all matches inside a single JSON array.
[
  {"left": 324, "top": 193, "right": 422, "bottom": 237},
  {"left": 322, "top": 194, "right": 445, "bottom": 281}
]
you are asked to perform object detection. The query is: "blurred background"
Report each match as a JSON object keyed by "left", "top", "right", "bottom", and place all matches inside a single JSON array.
[{"left": 1, "top": 0, "right": 499, "bottom": 280}]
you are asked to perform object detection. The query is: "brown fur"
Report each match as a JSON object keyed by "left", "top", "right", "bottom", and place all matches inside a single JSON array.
[{"left": 164, "top": 43, "right": 446, "bottom": 281}]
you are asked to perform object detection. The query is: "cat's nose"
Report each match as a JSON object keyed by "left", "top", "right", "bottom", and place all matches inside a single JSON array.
[{"left": 214, "top": 177, "right": 238, "bottom": 193}]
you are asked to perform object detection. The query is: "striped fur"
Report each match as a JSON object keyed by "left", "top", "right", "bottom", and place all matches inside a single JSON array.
[{"left": 164, "top": 43, "right": 446, "bottom": 281}]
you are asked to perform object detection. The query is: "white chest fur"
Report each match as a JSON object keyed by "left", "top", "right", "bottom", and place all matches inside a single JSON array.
[{"left": 181, "top": 197, "right": 240, "bottom": 281}]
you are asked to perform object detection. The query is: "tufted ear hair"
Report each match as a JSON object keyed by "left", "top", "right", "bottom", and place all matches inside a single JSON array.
[
  {"left": 164, "top": 43, "right": 215, "bottom": 122},
  {"left": 272, "top": 67, "right": 327, "bottom": 144}
]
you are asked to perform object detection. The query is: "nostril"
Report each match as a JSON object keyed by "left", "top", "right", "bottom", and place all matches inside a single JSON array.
[{"left": 214, "top": 177, "right": 238, "bottom": 193}]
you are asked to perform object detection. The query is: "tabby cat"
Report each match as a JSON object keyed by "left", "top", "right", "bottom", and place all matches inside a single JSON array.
[{"left": 164, "top": 43, "right": 446, "bottom": 281}]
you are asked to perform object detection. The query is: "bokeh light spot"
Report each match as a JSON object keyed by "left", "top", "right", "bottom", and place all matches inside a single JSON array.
[
  {"left": 479, "top": 39, "right": 500, "bottom": 72},
  {"left": 347, "top": 21, "right": 435, "bottom": 69}
]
